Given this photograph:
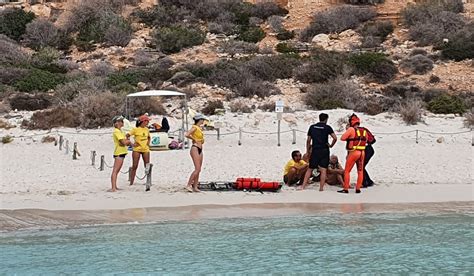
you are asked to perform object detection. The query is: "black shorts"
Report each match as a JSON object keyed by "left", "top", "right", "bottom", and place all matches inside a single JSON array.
[
  {"left": 283, "top": 175, "right": 300, "bottom": 185},
  {"left": 113, "top": 154, "right": 127, "bottom": 159},
  {"left": 309, "top": 148, "right": 329, "bottom": 169}
]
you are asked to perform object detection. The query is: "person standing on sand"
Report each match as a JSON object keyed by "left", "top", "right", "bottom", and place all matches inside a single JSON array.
[
  {"left": 128, "top": 114, "right": 151, "bottom": 190},
  {"left": 362, "top": 127, "right": 376, "bottom": 188},
  {"left": 339, "top": 114, "right": 368, "bottom": 194},
  {"left": 185, "top": 114, "right": 207, "bottom": 193},
  {"left": 300, "top": 113, "right": 337, "bottom": 191},
  {"left": 110, "top": 115, "right": 132, "bottom": 192}
]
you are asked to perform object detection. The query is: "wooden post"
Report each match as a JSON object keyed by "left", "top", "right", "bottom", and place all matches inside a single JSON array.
[
  {"left": 217, "top": 128, "right": 220, "bottom": 141},
  {"left": 238, "top": 128, "right": 242, "bottom": 146},
  {"left": 65, "top": 140, "right": 69, "bottom": 155},
  {"left": 100, "top": 155, "right": 105, "bottom": 171},
  {"left": 416, "top": 130, "right": 419, "bottom": 144},
  {"left": 91, "top": 151, "right": 96, "bottom": 166},
  {"left": 145, "top": 163, "right": 153, "bottom": 192},
  {"left": 128, "top": 167, "right": 132, "bottom": 183},
  {"left": 73, "top": 142, "right": 78, "bottom": 160},
  {"left": 59, "top": 135, "right": 63, "bottom": 150},
  {"left": 277, "top": 120, "right": 281, "bottom": 147},
  {"left": 292, "top": 129, "right": 296, "bottom": 145}
]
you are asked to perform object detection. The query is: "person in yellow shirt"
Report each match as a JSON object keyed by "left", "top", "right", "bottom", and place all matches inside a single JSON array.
[
  {"left": 128, "top": 114, "right": 151, "bottom": 188},
  {"left": 185, "top": 113, "right": 207, "bottom": 192},
  {"left": 110, "top": 115, "right": 132, "bottom": 192},
  {"left": 283, "top": 150, "right": 308, "bottom": 186}
]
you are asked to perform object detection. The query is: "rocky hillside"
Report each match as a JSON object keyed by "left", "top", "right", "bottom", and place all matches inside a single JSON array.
[{"left": 0, "top": 0, "right": 472, "bottom": 130}]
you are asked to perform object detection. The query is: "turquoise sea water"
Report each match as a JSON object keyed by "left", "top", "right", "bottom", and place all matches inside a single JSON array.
[{"left": 1, "top": 211, "right": 473, "bottom": 274}]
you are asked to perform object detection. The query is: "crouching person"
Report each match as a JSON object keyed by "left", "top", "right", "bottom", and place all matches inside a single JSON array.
[{"left": 283, "top": 150, "right": 308, "bottom": 186}]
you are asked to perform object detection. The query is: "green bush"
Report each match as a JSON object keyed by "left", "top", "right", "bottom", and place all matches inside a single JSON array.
[
  {"left": 349, "top": 52, "right": 397, "bottom": 83},
  {"left": 276, "top": 42, "right": 297, "bottom": 53},
  {"left": 152, "top": 25, "right": 205, "bottom": 54},
  {"left": 237, "top": 25, "right": 265, "bottom": 43},
  {"left": 14, "top": 69, "right": 64, "bottom": 92},
  {"left": 276, "top": 29, "right": 295, "bottom": 41},
  {"left": 0, "top": 8, "right": 36, "bottom": 41},
  {"left": 106, "top": 70, "right": 142, "bottom": 88},
  {"left": 439, "top": 23, "right": 474, "bottom": 61},
  {"left": 295, "top": 50, "right": 349, "bottom": 83},
  {"left": 427, "top": 94, "right": 466, "bottom": 114}
]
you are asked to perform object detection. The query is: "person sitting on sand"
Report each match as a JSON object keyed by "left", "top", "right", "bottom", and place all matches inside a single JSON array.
[
  {"left": 283, "top": 150, "right": 308, "bottom": 186},
  {"left": 326, "top": 155, "right": 345, "bottom": 186},
  {"left": 110, "top": 115, "right": 132, "bottom": 192}
]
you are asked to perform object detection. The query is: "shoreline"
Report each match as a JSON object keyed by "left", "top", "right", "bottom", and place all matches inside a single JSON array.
[
  {"left": 1, "top": 183, "right": 472, "bottom": 211},
  {"left": 1, "top": 201, "right": 472, "bottom": 233}
]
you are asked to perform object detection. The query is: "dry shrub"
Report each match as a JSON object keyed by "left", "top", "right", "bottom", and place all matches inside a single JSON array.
[
  {"left": 219, "top": 40, "right": 259, "bottom": 55},
  {"left": 23, "top": 18, "right": 59, "bottom": 50},
  {"left": 229, "top": 100, "right": 253, "bottom": 113},
  {"left": 0, "top": 67, "right": 29, "bottom": 85},
  {"left": 73, "top": 91, "right": 124, "bottom": 128},
  {"left": 301, "top": 5, "right": 376, "bottom": 42},
  {"left": 41, "top": 135, "right": 56, "bottom": 143},
  {"left": 400, "top": 54, "right": 434, "bottom": 75},
  {"left": 54, "top": 77, "right": 106, "bottom": 105},
  {"left": 9, "top": 93, "right": 53, "bottom": 111},
  {"left": 27, "top": 106, "right": 81, "bottom": 130},
  {"left": 128, "top": 97, "right": 166, "bottom": 118},
  {"left": 398, "top": 98, "right": 424, "bottom": 125},
  {"left": 0, "top": 101, "right": 11, "bottom": 114},
  {"left": 0, "top": 34, "right": 30, "bottom": 66},
  {"left": 464, "top": 112, "right": 474, "bottom": 129},
  {"left": 234, "top": 79, "right": 280, "bottom": 98},
  {"left": 304, "top": 78, "right": 361, "bottom": 110},
  {"left": 202, "top": 100, "right": 224, "bottom": 116},
  {"left": 134, "top": 49, "right": 159, "bottom": 66},
  {"left": 429, "top": 75, "right": 440, "bottom": 84},
  {"left": 90, "top": 61, "right": 116, "bottom": 77},
  {"left": 0, "top": 119, "right": 14, "bottom": 129},
  {"left": 268, "top": 15, "right": 284, "bottom": 33},
  {"left": 259, "top": 102, "right": 274, "bottom": 111},
  {"left": 383, "top": 81, "right": 421, "bottom": 99},
  {"left": 1, "top": 135, "right": 13, "bottom": 144},
  {"left": 168, "top": 71, "right": 196, "bottom": 87}
]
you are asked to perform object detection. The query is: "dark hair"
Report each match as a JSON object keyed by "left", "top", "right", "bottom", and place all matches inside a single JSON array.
[
  {"left": 319, "top": 113, "right": 329, "bottom": 122},
  {"left": 291, "top": 150, "right": 301, "bottom": 160},
  {"left": 194, "top": 119, "right": 201, "bottom": 125},
  {"left": 135, "top": 120, "right": 141, "bottom": 127}
]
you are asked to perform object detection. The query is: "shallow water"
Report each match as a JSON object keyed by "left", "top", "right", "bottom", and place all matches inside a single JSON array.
[{"left": 1, "top": 209, "right": 473, "bottom": 274}]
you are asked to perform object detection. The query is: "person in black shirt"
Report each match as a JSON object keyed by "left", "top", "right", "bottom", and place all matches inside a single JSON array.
[{"left": 299, "top": 113, "right": 337, "bottom": 191}]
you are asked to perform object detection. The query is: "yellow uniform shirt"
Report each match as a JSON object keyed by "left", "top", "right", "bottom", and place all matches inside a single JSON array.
[
  {"left": 113, "top": 128, "right": 128, "bottom": 156},
  {"left": 189, "top": 125, "right": 204, "bottom": 144},
  {"left": 129, "top": 127, "right": 150, "bottom": 153},
  {"left": 283, "top": 159, "right": 307, "bottom": 175}
]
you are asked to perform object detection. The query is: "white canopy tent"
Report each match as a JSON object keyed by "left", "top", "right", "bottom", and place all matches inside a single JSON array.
[{"left": 126, "top": 90, "right": 189, "bottom": 142}]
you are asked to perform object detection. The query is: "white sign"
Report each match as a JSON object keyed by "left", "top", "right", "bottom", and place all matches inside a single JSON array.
[{"left": 275, "top": 100, "right": 284, "bottom": 113}]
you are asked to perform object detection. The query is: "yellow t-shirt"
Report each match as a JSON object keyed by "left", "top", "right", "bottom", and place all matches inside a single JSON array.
[
  {"left": 189, "top": 125, "right": 204, "bottom": 144},
  {"left": 113, "top": 128, "right": 128, "bottom": 156},
  {"left": 283, "top": 159, "right": 307, "bottom": 175},
  {"left": 129, "top": 127, "right": 150, "bottom": 153}
]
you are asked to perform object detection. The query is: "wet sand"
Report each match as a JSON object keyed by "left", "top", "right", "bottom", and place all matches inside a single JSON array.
[{"left": 1, "top": 201, "right": 472, "bottom": 233}]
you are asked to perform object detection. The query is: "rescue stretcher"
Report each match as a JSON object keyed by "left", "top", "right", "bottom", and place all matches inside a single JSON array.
[{"left": 198, "top": 178, "right": 282, "bottom": 192}]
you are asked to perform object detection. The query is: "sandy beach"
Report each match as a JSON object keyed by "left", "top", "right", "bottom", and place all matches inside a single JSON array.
[{"left": 0, "top": 109, "right": 473, "bottom": 212}]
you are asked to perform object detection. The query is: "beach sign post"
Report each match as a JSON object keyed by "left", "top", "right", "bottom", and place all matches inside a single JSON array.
[{"left": 275, "top": 100, "right": 284, "bottom": 147}]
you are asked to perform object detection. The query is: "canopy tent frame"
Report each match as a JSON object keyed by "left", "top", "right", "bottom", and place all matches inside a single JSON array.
[{"left": 125, "top": 90, "right": 189, "bottom": 145}]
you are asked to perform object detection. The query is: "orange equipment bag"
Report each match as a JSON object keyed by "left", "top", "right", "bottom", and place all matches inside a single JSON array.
[{"left": 234, "top": 178, "right": 281, "bottom": 192}]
